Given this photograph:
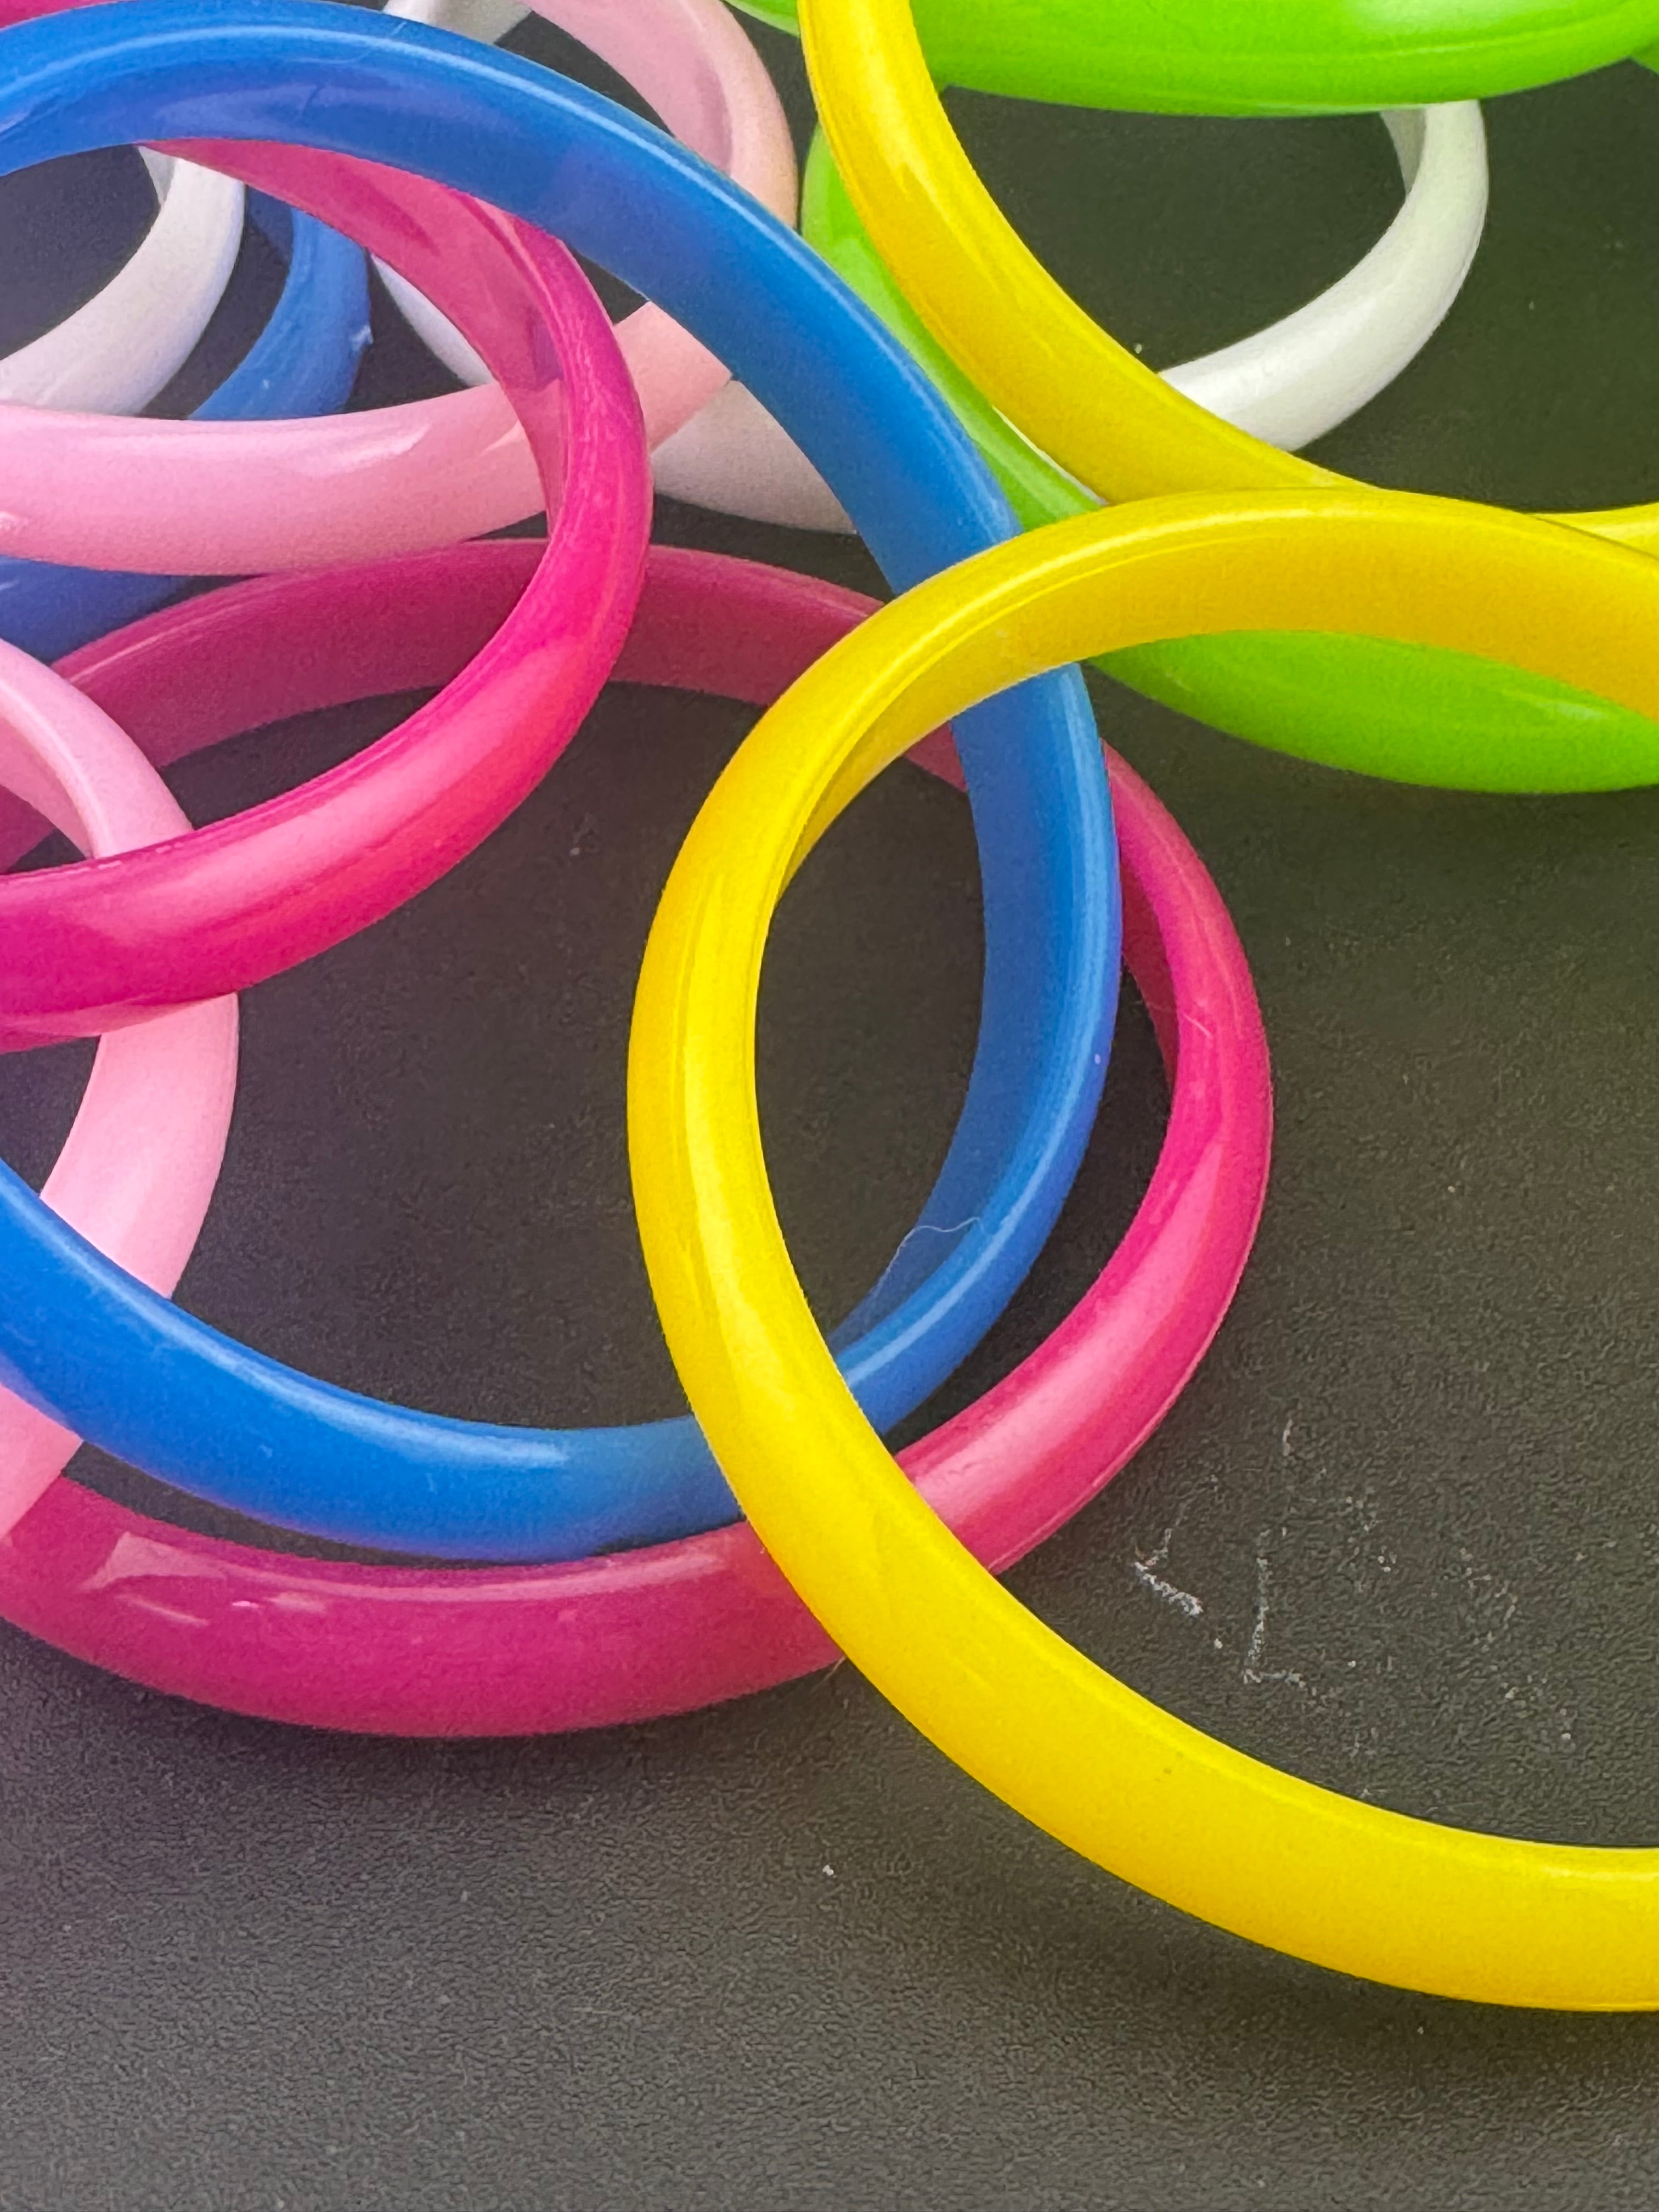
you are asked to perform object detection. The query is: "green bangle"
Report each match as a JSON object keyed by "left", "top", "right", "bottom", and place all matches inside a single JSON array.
[
  {"left": 800, "top": 132, "right": 1659, "bottom": 791},
  {"left": 736, "top": 0, "right": 1659, "bottom": 114}
]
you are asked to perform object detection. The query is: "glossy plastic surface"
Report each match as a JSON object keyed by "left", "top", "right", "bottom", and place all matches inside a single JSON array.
[
  {"left": 0, "top": 190, "right": 370, "bottom": 662},
  {"left": 0, "top": 0, "right": 790, "bottom": 577},
  {"left": 0, "top": 542, "right": 1261, "bottom": 1734},
  {"left": 0, "top": 0, "right": 1113, "bottom": 1562},
  {"left": 0, "top": 129, "right": 651, "bottom": 1047},
  {"left": 0, "top": 149, "right": 241, "bottom": 410},
  {"left": 381, "top": 0, "right": 832, "bottom": 528},
  {"left": 630, "top": 488, "right": 1659, "bottom": 2012},
  {"left": 783, "top": 105, "right": 1488, "bottom": 537},
  {"left": 0, "top": 651, "right": 236, "bottom": 1537},
  {"left": 733, "top": 0, "right": 1659, "bottom": 113},
  {"left": 801, "top": 0, "right": 1659, "bottom": 789},
  {"left": 703, "top": 104, "right": 1495, "bottom": 535},
  {"left": 0, "top": 0, "right": 243, "bottom": 402}
]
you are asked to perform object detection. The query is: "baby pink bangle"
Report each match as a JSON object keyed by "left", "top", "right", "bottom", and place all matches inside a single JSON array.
[
  {"left": 0, "top": 138, "right": 648, "bottom": 1047},
  {"left": 0, "top": 542, "right": 1270, "bottom": 1736},
  {"left": 0, "top": 0, "right": 792, "bottom": 574},
  {"left": 0, "top": 647, "right": 237, "bottom": 1535},
  {"left": 381, "top": 0, "right": 839, "bottom": 532}
]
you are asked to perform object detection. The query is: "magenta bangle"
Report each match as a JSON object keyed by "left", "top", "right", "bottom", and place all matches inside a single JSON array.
[
  {"left": 0, "top": 542, "right": 1269, "bottom": 1736},
  {"left": 0, "top": 138, "right": 647, "bottom": 1049}
]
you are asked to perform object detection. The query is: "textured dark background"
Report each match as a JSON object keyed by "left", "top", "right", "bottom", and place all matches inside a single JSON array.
[{"left": 2, "top": 12, "right": 1659, "bottom": 2208}]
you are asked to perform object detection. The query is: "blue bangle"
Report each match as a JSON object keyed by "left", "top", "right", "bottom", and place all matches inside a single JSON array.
[
  {"left": 0, "top": 0, "right": 1118, "bottom": 1562},
  {"left": 0, "top": 190, "right": 368, "bottom": 664}
]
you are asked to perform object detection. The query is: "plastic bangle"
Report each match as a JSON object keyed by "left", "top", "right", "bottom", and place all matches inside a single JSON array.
[
  {"left": 0, "top": 0, "right": 795, "bottom": 578},
  {"left": 0, "top": 649, "right": 236, "bottom": 1538},
  {"left": 0, "top": 2, "right": 1113, "bottom": 1564},
  {"left": 733, "top": 0, "right": 1659, "bottom": 113},
  {"left": 0, "top": 128, "right": 651, "bottom": 1048},
  {"left": 0, "top": 189, "right": 370, "bottom": 663},
  {"left": 0, "top": 0, "right": 241, "bottom": 410},
  {"left": 0, "top": 0, "right": 370, "bottom": 654},
  {"left": 0, "top": 148, "right": 241, "bottom": 410},
  {"left": 381, "top": 0, "right": 841, "bottom": 533},
  {"left": 377, "top": 0, "right": 795, "bottom": 386},
  {"left": 630, "top": 487, "right": 1659, "bottom": 2013},
  {"left": 0, "top": 540, "right": 1263, "bottom": 1736},
  {"left": 786, "top": 104, "right": 1487, "bottom": 537},
  {"left": 800, "top": 0, "right": 1659, "bottom": 792},
  {"left": 809, "top": 121, "right": 1659, "bottom": 789}
]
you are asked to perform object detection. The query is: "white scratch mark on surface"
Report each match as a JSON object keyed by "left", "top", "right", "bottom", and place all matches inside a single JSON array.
[
  {"left": 1132, "top": 1558, "right": 1205, "bottom": 1618},
  {"left": 1242, "top": 1543, "right": 1307, "bottom": 1691},
  {"left": 1132, "top": 1522, "right": 1204, "bottom": 1619}
]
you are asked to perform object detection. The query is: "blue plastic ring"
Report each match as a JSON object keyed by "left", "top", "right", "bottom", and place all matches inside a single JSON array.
[
  {"left": 0, "top": 189, "right": 368, "bottom": 663},
  {"left": 0, "top": 0, "right": 1117, "bottom": 1561}
]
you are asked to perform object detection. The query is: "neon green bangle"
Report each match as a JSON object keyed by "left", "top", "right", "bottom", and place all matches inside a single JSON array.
[
  {"left": 797, "top": 0, "right": 1659, "bottom": 791},
  {"left": 734, "top": 0, "right": 1659, "bottom": 114},
  {"left": 800, "top": 133, "right": 1659, "bottom": 792}
]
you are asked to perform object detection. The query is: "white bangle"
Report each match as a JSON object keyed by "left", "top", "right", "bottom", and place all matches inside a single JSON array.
[
  {"left": 663, "top": 101, "right": 1489, "bottom": 532},
  {"left": 1161, "top": 104, "right": 1488, "bottom": 450},
  {"left": 0, "top": 151, "right": 245, "bottom": 412}
]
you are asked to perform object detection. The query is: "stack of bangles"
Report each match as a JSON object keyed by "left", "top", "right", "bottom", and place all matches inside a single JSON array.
[{"left": 1, "top": 0, "right": 1658, "bottom": 2012}]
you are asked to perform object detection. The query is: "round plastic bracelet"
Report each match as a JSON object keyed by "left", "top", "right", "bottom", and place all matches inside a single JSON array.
[
  {"left": 0, "top": 539, "right": 1263, "bottom": 1735},
  {"left": 733, "top": 0, "right": 1659, "bottom": 112},
  {"left": 0, "top": 0, "right": 800, "bottom": 577},
  {"left": 0, "top": 144, "right": 240, "bottom": 410},
  {"left": 800, "top": 0, "right": 1659, "bottom": 791},
  {"left": 630, "top": 487, "right": 1659, "bottom": 2013},
  {"left": 0, "top": 0, "right": 370, "bottom": 654},
  {"left": 0, "top": 129, "right": 651, "bottom": 1047},
  {"left": 0, "top": 649, "right": 236, "bottom": 1536},
  {"left": 0, "top": 0, "right": 1111, "bottom": 1566},
  {"left": 0, "top": 0, "right": 241, "bottom": 409},
  {"left": 785, "top": 104, "right": 1487, "bottom": 537},
  {"left": 379, "top": 0, "right": 840, "bottom": 531},
  {"left": 0, "top": 188, "right": 369, "bottom": 662}
]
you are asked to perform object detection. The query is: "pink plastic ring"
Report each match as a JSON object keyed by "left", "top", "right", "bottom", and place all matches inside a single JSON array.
[
  {"left": 0, "top": 138, "right": 649, "bottom": 1048},
  {"left": 380, "top": 0, "right": 839, "bottom": 532},
  {"left": 0, "top": 645, "right": 238, "bottom": 1534},
  {"left": 0, "top": 541, "right": 1271, "bottom": 1736},
  {"left": 0, "top": 0, "right": 792, "bottom": 574}
]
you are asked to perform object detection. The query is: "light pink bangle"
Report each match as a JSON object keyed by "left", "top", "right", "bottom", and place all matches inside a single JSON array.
[
  {"left": 381, "top": 0, "right": 840, "bottom": 532},
  {"left": 0, "top": 544, "right": 1269, "bottom": 1735},
  {"left": 0, "top": 0, "right": 794, "bottom": 575},
  {"left": 0, "top": 646, "right": 236, "bottom": 1535}
]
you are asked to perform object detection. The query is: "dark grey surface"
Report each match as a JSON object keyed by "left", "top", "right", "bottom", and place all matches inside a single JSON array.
[{"left": 2, "top": 19, "right": 1659, "bottom": 2209}]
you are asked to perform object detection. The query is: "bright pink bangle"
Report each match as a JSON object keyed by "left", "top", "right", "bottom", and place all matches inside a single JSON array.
[
  {"left": 0, "top": 0, "right": 793, "bottom": 574},
  {"left": 0, "top": 139, "right": 648, "bottom": 1048},
  {"left": 0, "top": 542, "right": 1269, "bottom": 1735},
  {"left": 0, "top": 645, "right": 238, "bottom": 1535}
]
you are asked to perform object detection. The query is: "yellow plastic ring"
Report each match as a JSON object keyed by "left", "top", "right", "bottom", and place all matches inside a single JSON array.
[
  {"left": 799, "top": 0, "right": 1659, "bottom": 561},
  {"left": 630, "top": 489, "right": 1659, "bottom": 2010}
]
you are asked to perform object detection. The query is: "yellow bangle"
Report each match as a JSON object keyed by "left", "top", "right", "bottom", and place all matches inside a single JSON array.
[
  {"left": 798, "top": 0, "right": 1659, "bottom": 560},
  {"left": 630, "top": 488, "right": 1659, "bottom": 2011}
]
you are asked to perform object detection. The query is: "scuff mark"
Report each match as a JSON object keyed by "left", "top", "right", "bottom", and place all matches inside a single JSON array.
[
  {"left": 1132, "top": 1525, "right": 1204, "bottom": 1620},
  {"left": 1242, "top": 1542, "right": 1307, "bottom": 1691}
]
